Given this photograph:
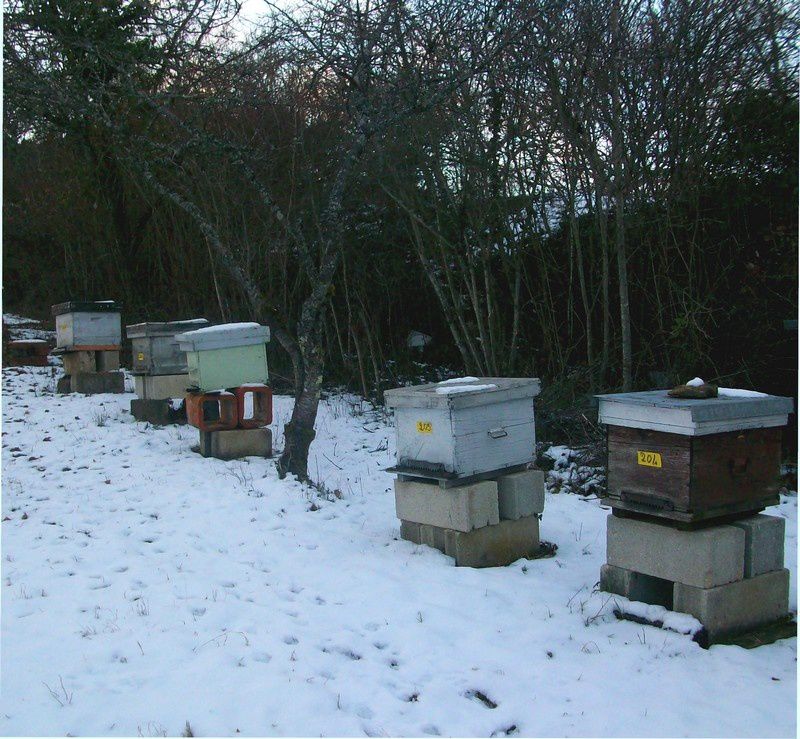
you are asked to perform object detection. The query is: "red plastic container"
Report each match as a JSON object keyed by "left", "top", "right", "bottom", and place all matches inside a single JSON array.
[
  {"left": 235, "top": 384, "right": 273, "bottom": 429},
  {"left": 185, "top": 391, "right": 238, "bottom": 432}
]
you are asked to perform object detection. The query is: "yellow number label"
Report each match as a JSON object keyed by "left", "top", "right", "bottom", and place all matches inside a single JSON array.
[
  {"left": 416, "top": 421, "right": 433, "bottom": 434},
  {"left": 137, "top": 352, "right": 145, "bottom": 361},
  {"left": 637, "top": 450, "right": 662, "bottom": 468}
]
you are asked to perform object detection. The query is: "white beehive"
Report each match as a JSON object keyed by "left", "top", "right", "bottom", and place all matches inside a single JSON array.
[
  {"left": 384, "top": 377, "right": 541, "bottom": 482},
  {"left": 52, "top": 301, "right": 122, "bottom": 350}
]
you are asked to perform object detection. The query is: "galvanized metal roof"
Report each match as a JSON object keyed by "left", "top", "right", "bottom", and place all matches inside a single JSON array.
[
  {"left": 52, "top": 301, "right": 121, "bottom": 316},
  {"left": 385, "top": 377, "right": 541, "bottom": 410},
  {"left": 126, "top": 319, "right": 210, "bottom": 338},
  {"left": 596, "top": 389, "right": 793, "bottom": 434}
]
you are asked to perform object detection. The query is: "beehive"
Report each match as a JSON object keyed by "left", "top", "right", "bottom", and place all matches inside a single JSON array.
[
  {"left": 384, "top": 377, "right": 541, "bottom": 483},
  {"left": 597, "top": 390, "right": 793, "bottom": 523},
  {"left": 52, "top": 301, "right": 122, "bottom": 350},
  {"left": 126, "top": 319, "right": 210, "bottom": 376},
  {"left": 176, "top": 322, "right": 270, "bottom": 392}
]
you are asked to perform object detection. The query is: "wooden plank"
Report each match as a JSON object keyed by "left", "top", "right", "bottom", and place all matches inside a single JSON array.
[
  {"left": 607, "top": 426, "right": 692, "bottom": 511},
  {"left": 609, "top": 498, "right": 776, "bottom": 530},
  {"left": 691, "top": 428, "right": 783, "bottom": 509}
]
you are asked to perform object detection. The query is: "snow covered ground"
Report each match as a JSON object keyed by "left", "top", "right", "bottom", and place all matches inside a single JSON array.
[{"left": 1, "top": 364, "right": 797, "bottom": 737}]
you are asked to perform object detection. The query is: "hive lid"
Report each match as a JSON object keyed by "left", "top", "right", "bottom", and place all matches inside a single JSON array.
[
  {"left": 176, "top": 322, "right": 270, "bottom": 351},
  {"left": 596, "top": 389, "right": 794, "bottom": 435},
  {"left": 126, "top": 319, "right": 210, "bottom": 338},
  {"left": 384, "top": 377, "right": 541, "bottom": 410},
  {"left": 52, "top": 300, "right": 121, "bottom": 316}
]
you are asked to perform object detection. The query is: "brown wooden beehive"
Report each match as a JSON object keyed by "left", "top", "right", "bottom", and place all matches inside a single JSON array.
[{"left": 597, "top": 390, "right": 793, "bottom": 524}]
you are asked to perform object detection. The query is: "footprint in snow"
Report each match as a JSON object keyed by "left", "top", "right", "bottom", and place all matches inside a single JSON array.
[
  {"left": 283, "top": 636, "right": 299, "bottom": 645},
  {"left": 465, "top": 690, "right": 498, "bottom": 709},
  {"left": 252, "top": 652, "right": 272, "bottom": 664}
]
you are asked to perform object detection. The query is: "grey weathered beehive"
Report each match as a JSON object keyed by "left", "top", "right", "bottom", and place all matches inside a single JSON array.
[
  {"left": 384, "top": 377, "right": 541, "bottom": 482},
  {"left": 52, "top": 301, "right": 122, "bottom": 350},
  {"left": 126, "top": 319, "right": 210, "bottom": 376}
]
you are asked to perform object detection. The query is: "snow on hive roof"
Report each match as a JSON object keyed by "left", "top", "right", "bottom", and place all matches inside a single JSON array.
[
  {"left": 178, "top": 322, "right": 262, "bottom": 338},
  {"left": 435, "top": 383, "right": 498, "bottom": 395},
  {"left": 176, "top": 322, "right": 270, "bottom": 351}
]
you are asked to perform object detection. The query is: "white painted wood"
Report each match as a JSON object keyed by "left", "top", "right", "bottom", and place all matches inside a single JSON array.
[
  {"left": 55, "top": 311, "right": 122, "bottom": 349},
  {"left": 385, "top": 377, "right": 540, "bottom": 411},
  {"left": 394, "top": 407, "right": 455, "bottom": 472},
  {"left": 390, "top": 382, "right": 538, "bottom": 477}
]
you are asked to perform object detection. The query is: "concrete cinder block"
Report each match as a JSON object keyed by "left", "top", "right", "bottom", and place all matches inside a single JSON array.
[
  {"left": 399, "top": 520, "right": 422, "bottom": 544},
  {"left": 394, "top": 479, "right": 499, "bottom": 533},
  {"left": 673, "top": 568, "right": 790, "bottom": 643},
  {"left": 96, "top": 350, "right": 120, "bottom": 372},
  {"left": 606, "top": 514, "right": 745, "bottom": 589},
  {"left": 62, "top": 351, "right": 96, "bottom": 375},
  {"left": 444, "top": 515, "right": 540, "bottom": 568},
  {"left": 729, "top": 514, "right": 785, "bottom": 578},
  {"left": 419, "top": 523, "right": 447, "bottom": 553},
  {"left": 70, "top": 371, "right": 125, "bottom": 395},
  {"left": 134, "top": 373, "right": 190, "bottom": 400},
  {"left": 399, "top": 521, "right": 446, "bottom": 553},
  {"left": 497, "top": 469, "right": 545, "bottom": 519},
  {"left": 130, "top": 398, "right": 186, "bottom": 426},
  {"left": 199, "top": 427, "right": 272, "bottom": 460},
  {"left": 600, "top": 563, "right": 673, "bottom": 609}
]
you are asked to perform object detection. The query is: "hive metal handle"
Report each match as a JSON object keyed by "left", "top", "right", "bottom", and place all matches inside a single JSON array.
[{"left": 488, "top": 427, "right": 508, "bottom": 439}]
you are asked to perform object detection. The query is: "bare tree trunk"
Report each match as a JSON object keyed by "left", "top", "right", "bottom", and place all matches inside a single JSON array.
[
  {"left": 611, "top": 0, "right": 633, "bottom": 391},
  {"left": 278, "top": 130, "right": 366, "bottom": 480}
]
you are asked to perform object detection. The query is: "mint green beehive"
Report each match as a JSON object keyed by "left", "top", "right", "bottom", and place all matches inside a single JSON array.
[{"left": 176, "top": 323, "right": 270, "bottom": 391}]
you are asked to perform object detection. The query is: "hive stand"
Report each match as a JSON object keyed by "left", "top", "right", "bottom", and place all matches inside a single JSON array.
[
  {"left": 198, "top": 428, "right": 273, "bottom": 461},
  {"left": 186, "top": 387, "right": 274, "bottom": 461},
  {"left": 600, "top": 512, "right": 791, "bottom": 645},
  {"left": 397, "top": 468, "right": 545, "bottom": 567}
]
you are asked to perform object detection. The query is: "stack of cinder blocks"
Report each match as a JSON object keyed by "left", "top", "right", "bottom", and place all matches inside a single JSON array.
[
  {"left": 602, "top": 514, "right": 789, "bottom": 643},
  {"left": 385, "top": 377, "right": 545, "bottom": 568},
  {"left": 596, "top": 388, "right": 794, "bottom": 644},
  {"left": 396, "top": 469, "right": 545, "bottom": 567},
  {"left": 127, "top": 319, "right": 210, "bottom": 425},
  {"left": 176, "top": 323, "right": 273, "bottom": 461},
  {"left": 52, "top": 301, "right": 124, "bottom": 394}
]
